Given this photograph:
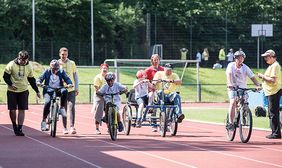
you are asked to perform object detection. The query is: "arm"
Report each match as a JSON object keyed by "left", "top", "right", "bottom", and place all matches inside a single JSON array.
[
  {"left": 257, "top": 73, "right": 276, "bottom": 83},
  {"left": 3, "top": 72, "right": 13, "bottom": 86},
  {"left": 27, "top": 77, "right": 40, "bottom": 93},
  {"left": 250, "top": 76, "right": 261, "bottom": 87},
  {"left": 74, "top": 72, "right": 79, "bottom": 91}
]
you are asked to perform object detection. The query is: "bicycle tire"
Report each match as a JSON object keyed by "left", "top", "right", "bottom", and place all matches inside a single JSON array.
[
  {"left": 108, "top": 107, "right": 117, "bottom": 141},
  {"left": 168, "top": 109, "right": 178, "bottom": 136},
  {"left": 239, "top": 106, "right": 252, "bottom": 143},
  {"left": 50, "top": 102, "right": 58, "bottom": 137},
  {"left": 225, "top": 113, "right": 236, "bottom": 141},
  {"left": 159, "top": 111, "right": 167, "bottom": 137},
  {"left": 122, "top": 105, "right": 132, "bottom": 135}
]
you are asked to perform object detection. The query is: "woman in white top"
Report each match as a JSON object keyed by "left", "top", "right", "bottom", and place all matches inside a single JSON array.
[{"left": 226, "top": 50, "right": 260, "bottom": 129}]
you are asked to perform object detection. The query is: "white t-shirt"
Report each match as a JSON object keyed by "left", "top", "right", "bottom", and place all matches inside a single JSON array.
[
  {"left": 133, "top": 79, "right": 149, "bottom": 99},
  {"left": 226, "top": 62, "right": 254, "bottom": 88},
  {"left": 98, "top": 82, "right": 126, "bottom": 109}
]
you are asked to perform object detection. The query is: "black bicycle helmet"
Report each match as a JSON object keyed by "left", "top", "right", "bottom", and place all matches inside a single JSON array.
[{"left": 105, "top": 72, "right": 116, "bottom": 81}]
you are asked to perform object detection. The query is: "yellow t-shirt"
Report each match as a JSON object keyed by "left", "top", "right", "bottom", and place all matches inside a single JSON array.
[
  {"left": 153, "top": 71, "right": 180, "bottom": 94},
  {"left": 4, "top": 61, "right": 34, "bottom": 92},
  {"left": 262, "top": 61, "right": 281, "bottom": 96},
  {"left": 93, "top": 73, "right": 106, "bottom": 94},
  {"left": 60, "top": 59, "right": 77, "bottom": 92}
]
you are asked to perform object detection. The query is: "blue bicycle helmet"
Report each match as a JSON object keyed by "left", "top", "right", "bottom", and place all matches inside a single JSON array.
[
  {"left": 105, "top": 72, "right": 116, "bottom": 82},
  {"left": 50, "top": 59, "right": 60, "bottom": 71}
]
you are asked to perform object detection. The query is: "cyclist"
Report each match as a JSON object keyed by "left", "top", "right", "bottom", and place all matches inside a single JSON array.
[
  {"left": 96, "top": 72, "right": 128, "bottom": 132},
  {"left": 3, "top": 50, "right": 41, "bottom": 136},
  {"left": 226, "top": 50, "right": 260, "bottom": 130},
  {"left": 90, "top": 63, "right": 109, "bottom": 134},
  {"left": 152, "top": 63, "right": 185, "bottom": 123},
  {"left": 133, "top": 70, "right": 154, "bottom": 127},
  {"left": 37, "top": 59, "right": 73, "bottom": 133}
]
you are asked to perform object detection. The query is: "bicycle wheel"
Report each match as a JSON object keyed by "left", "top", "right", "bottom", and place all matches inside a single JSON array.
[
  {"left": 239, "top": 106, "right": 252, "bottom": 143},
  {"left": 108, "top": 107, "right": 117, "bottom": 141},
  {"left": 50, "top": 103, "right": 58, "bottom": 137},
  {"left": 225, "top": 113, "right": 236, "bottom": 141},
  {"left": 122, "top": 105, "right": 132, "bottom": 135},
  {"left": 159, "top": 110, "right": 167, "bottom": 137},
  {"left": 167, "top": 108, "right": 178, "bottom": 136}
]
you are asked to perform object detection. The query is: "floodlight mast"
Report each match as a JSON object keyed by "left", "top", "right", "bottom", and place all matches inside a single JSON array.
[{"left": 32, "top": 0, "right": 35, "bottom": 61}]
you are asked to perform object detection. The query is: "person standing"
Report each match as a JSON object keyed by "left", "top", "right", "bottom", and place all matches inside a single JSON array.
[
  {"left": 226, "top": 48, "right": 234, "bottom": 64},
  {"left": 258, "top": 49, "right": 281, "bottom": 139},
  {"left": 202, "top": 48, "right": 209, "bottom": 67},
  {"left": 218, "top": 47, "right": 226, "bottom": 68},
  {"left": 3, "top": 50, "right": 41, "bottom": 136},
  {"left": 90, "top": 63, "right": 109, "bottom": 134},
  {"left": 58, "top": 47, "right": 79, "bottom": 134}
]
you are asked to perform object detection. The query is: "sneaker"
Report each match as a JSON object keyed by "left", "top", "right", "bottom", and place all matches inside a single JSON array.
[
  {"left": 118, "top": 121, "right": 124, "bottom": 132},
  {"left": 16, "top": 129, "right": 25, "bottom": 136},
  {"left": 59, "top": 108, "right": 67, "bottom": 118},
  {"left": 63, "top": 128, "right": 69, "bottom": 134},
  {"left": 266, "top": 134, "right": 281, "bottom": 139},
  {"left": 136, "top": 120, "right": 142, "bottom": 128},
  {"left": 13, "top": 125, "right": 18, "bottom": 135},
  {"left": 152, "top": 126, "right": 157, "bottom": 132},
  {"left": 70, "top": 127, "right": 76, "bottom": 134},
  {"left": 177, "top": 114, "right": 185, "bottom": 123},
  {"left": 96, "top": 129, "right": 101, "bottom": 135},
  {"left": 41, "top": 121, "right": 48, "bottom": 131}
]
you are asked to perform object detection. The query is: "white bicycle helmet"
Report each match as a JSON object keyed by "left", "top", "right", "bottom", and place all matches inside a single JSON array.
[{"left": 234, "top": 50, "right": 246, "bottom": 59}]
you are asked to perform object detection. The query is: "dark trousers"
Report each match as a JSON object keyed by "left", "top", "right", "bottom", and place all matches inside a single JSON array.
[{"left": 267, "top": 89, "right": 281, "bottom": 137}]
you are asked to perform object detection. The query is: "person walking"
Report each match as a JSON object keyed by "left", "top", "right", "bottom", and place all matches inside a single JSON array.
[
  {"left": 90, "top": 63, "right": 109, "bottom": 134},
  {"left": 258, "top": 49, "right": 281, "bottom": 139},
  {"left": 58, "top": 47, "right": 79, "bottom": 134},
  {"left": 218, "top": 47, "right": 226, "bottom": 68},
  {"left": 226, "top": 48, "right": 234, "bottom": 64},
  {"left": 3, "top": 50, "right": 41, "bottom": 136}
]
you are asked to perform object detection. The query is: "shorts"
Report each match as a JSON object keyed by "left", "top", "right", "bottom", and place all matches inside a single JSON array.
[
  {"left": 136, "top": 95, "right": 148, "bottom": 106},
  {"left": 227, "top": 90, "right": 237, "bottom": 99},
  {"left": 7, "top": 90, "right": 29, "bottom": 110}
]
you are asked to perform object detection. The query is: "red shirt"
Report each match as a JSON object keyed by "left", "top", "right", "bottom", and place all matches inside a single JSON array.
[{"left": 145, "top": 66, "right": 164, "bottom": 81}]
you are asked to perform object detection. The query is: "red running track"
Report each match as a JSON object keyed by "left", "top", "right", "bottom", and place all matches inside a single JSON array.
[{"left": 0, "top": 104, "right": 281, "bottom": 168}]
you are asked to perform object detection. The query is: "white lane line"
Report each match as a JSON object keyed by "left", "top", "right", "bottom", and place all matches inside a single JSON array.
[
  {"left": 185, "top": 121, "right": 282, "bottom": 153},
  {"left": 94, "top": 139, "right": 197, "bottom": 168},
  {"left": 0, "top": 125, "right": 103, "bottom": 168}
]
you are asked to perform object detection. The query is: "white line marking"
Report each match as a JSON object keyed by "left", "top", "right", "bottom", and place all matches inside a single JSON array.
[{"left": 0, "top": 125, "right": 102, "bottom": 168}]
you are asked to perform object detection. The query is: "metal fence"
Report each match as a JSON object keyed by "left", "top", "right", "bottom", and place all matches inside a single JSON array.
[{"left": 1, "top": 12, "right": 281, "bottom": 68}]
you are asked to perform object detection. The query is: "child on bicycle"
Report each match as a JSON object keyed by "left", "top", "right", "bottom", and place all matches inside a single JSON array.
[
  {"left": 133, "top": 70, "right": 154, "bottom": 127},
  {"left": 37, "top": 59, "right": 73, "bottom": 133},
  {"left": 226, "top": 50, "right": 260, "bottom": 130},
  {"left": 96, "top": 72, "right": 128, "bottom": 132}
]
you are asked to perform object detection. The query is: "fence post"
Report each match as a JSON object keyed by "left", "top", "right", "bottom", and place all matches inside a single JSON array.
[
  {"left": 89, "top": 84, "right": 92, "bottom": 103},
  {"left": 197, "top": 83, "right": 201, "bottom": 102}
]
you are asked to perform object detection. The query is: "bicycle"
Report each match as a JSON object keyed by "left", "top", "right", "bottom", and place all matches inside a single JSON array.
[
  {"left": 39, "top": 85, "right": 68, "bottom": 137},
  {"left": 225, "top": 87, "right": 258, "bottom": 143},
  {"left": 153, "top": 79, "right": 179, "bottom": 137},
  {"left": 100, "top": 91, "right": 125, "bottom": 141}
]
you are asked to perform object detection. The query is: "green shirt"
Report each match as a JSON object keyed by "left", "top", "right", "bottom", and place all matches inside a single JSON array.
[{"left": 4, "top": 61, "right": 34, "bottom": 92}]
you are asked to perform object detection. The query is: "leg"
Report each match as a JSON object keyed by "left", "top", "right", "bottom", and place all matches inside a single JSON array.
[
  {"left": 93, "top": 95, "right": 104, "bottom": 134},
  {"left": 41, "top": 93, "right": 51, "bottom": 131},
  {"left": 67, "top": 91, "right": 76, "bottom": 128},
  {"left": 60, "top": 88, "right": 68, "bottom": 132},
  {"left": 7, "top": 91, "right": 18, "bottom": 134},
  {"left": 267, "top": 90, "right": 281, "bottom": 138}
]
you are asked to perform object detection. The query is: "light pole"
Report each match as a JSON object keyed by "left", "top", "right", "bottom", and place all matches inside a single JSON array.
[
  {"left": 91, "top": 0, "right": 94, "bottom": 65},
  {"left": 32, "top": 0, "right": 35, "bottom": 61}
]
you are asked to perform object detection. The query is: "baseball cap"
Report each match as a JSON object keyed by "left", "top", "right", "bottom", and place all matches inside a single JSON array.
[
  {"left": 164, "top": 63, "right": 173, "bottom": 70},
  {"left": 261, "top": 49, "right": 276, "bottom": 57}
]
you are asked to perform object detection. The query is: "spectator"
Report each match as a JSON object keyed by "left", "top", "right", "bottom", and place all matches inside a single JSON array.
[
  {"left": 90, "top": 63, "right": 109, "bottom": 134},
  {"left": 226, "top": 48, "right": 234, "bottom": 64},
  {"left": 196, "top": 50, "right": 202, "bottom": 66},
  {"left": 258, "top": 49, "right": 281, "bottom": 139},
  {"left": 212, "top": 61, "right": 223, "bottom": 70},
  {"left": 218, "top": 47, "right": 226, "bottom": 67},
  {"left": 202, "top": 48, "right": 209, "bottom": 67},
  {"left": 58, "top": 47, "right": 79, "bottom": 134},
  {"left": 3, "top": 50, "right": 41, "bottom": 136}
]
